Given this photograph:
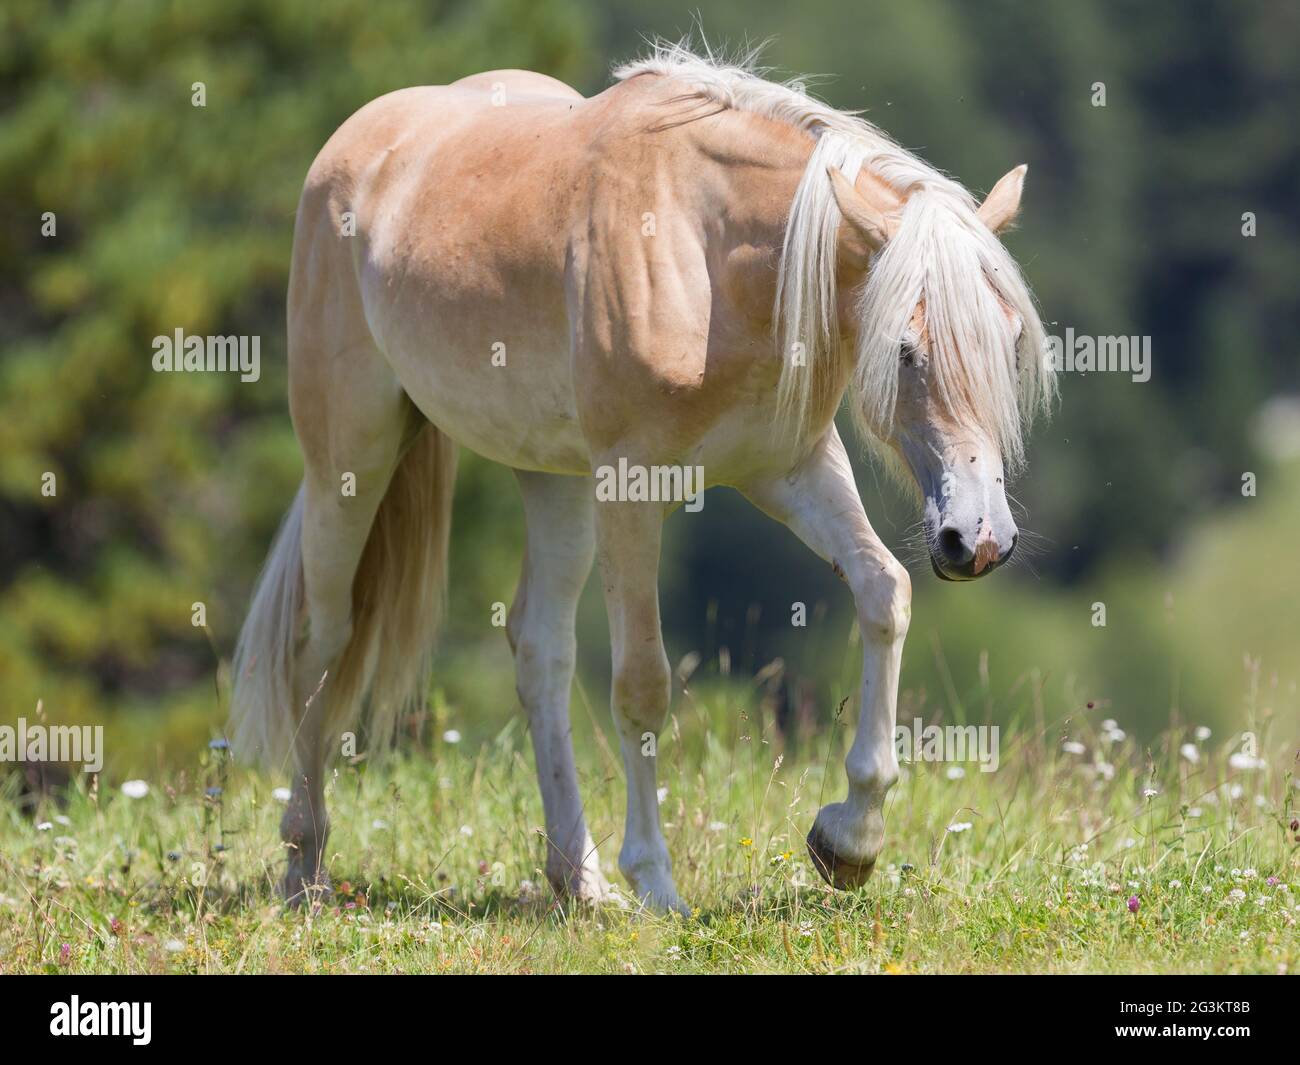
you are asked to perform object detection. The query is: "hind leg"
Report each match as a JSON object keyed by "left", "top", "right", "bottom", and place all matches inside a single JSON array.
[
  {"left": 281, "top": 285, "right": 418, "bottom": 899},
  {"left": 508, "top": 471, "right": 612, "bottom": 902}
]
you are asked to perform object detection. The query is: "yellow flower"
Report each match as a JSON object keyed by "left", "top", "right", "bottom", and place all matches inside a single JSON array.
[{"left": 739, "top": 837, "right": 753, "bottom": 848}]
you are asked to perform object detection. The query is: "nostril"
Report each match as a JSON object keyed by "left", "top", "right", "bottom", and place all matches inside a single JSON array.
[{"left": 937, "top": 526, "right": 971, "bottom": 565}]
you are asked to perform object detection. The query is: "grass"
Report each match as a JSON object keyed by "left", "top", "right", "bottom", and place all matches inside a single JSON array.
[{"left": 1, "top": 679, "right": 1297, "bottom": 974}]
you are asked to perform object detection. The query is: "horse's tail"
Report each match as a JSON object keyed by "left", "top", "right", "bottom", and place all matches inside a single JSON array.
[{"left": 229, "top": 424, "right": 458, "bottom": 764}]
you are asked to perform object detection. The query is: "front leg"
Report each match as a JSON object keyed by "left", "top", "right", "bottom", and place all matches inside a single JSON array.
[
  {"left": 591, "top": 483, "right": 687, "bottom": 914},
  {"left": 744, "top": 427, "right": 910, "bottom": 888}
]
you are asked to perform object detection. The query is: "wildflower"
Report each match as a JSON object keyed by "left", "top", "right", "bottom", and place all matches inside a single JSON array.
[
  {"left": 208, "top": 738, "right": 230, "bottom": 750},
  {"left": 1062, "top": 741, "right": 1086, "bottom": 755},
  {"left": 459, "top": 825, "right": 473, "bottom": 837},
  {"left": 1229, "top": 752, "right": 1266, "bottom": 771},
  {"left": 1179, "top": 743, "right": 1199, "bottom": 764},
  {"left": 1127, "top": 895, "right": 1140, "bottom": 914},
  {"left": 739, "top": 837, "right": 753, "bottom": 848},
  {"left": 54, "top": 815, "right": 71, "bottom": 826},
  {"left": 164, "top": 939, "right": 184, "bottom": 953},
  {"left": 272, "top": 787, "right": 291, "bottom": 803},
  {"left": 947, "top": 821, "right": 972, "bottom": 833},
  {"left": 371, "top": 819, "right": 389, "bottom": 830},
  {"left": 36, "top": 821, "right": 52, "bottom": 831},
  {"left": 1194, "top": 726, "right": 1211, "bottom": 741},
  {"left": 656, "top": 786, "right": 668, "bottom": 804},
  {"left": 707, "top": 821, "right": 727, "bottom": 832},
  {"left": 1267, "top": 876, "right": 1280, "bottom": 887},
  {"left": 1169, "top": 880, "right": 1182, "bottom": 889},
  {"left": 442, "top": 729, "right": 461, "bottom": 744},
  {"left": 946, "top": 766, "right": 965, "bottom": 780},
  {"left": 59, "top": 943, "right": 71, "bottom": 966},
  {"left": 120, "top": 780, "right": 149, "bottom": 799},
  {"left": 1142, "top": 787, "right": 1159, "bottom": 799},
  {"left": 1187, "top": 807, "right": 1202, "bottom": 818},
  {"left": 205, "top": 786, "right": 223, "bottom": 798},
  {"left": 1228, "top": 888, "right": 1246, "bottom": 902}
]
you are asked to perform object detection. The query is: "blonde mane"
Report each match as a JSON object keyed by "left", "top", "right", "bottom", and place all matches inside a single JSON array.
[{"left": 614, "top": 42, "right": 1054, "bottom": 470}]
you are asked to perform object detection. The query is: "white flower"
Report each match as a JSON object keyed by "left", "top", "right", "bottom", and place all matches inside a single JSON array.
[
  {"left": 707, "top": 821, "right": 728, "bottom": 832},
  {"left": 1062, "top": 741, "right": 1086, "bottom": 755},
  {"left": 458, "top": 824, "right": 473, "bottom": 837},
  {"left": 371, "top": 819, "right": 389, "bottom": 830},
  {"left": 1179, "top": 743, "right": 1199, "bottom": 764},
  {"left": 1169, "top": 880, "right": 1182, "bottom": 889},
  {"left": 945, "top": 766, "right": 965, "bottom": 780},
  {"left": 164, "top": 939, "right": 184, "bottom": 953},
  {"left": 272, "top": 787, "right": 292, "bottom": 803},
  {"left": 656, "top": 786, "right": 669, "bottom": 804},
  {"left": 1095, "top": 761, "right": 1115, "bottom": 780},
  {"left": 120, "top": 780, "right": 149, "bottom": 799},
  {"left": 1142, "top": 787, "right": 1159, "bottom": 798},
  {"left": 442, "top": 729, "right": 461, "bottom": 744},
  {"left": 1229, "top": 784, "right": 1244, "bottom": 800},
  {"left": 36, "top": 821, "right": 52, "bottom": 831},
  {"left": 947, "top": 821, "right": 972, "bottom": 833},
  {"left": 1102, "top": 719, "right": 1117, "bottom": 731},
  {"left": 1187, "top": 806, "right": 1202, "bottom": 818},
  {"left": 1228, "top": 888, "right": 1246, "bottom": 902},
  {"left": 54, "top": 814, "right": 71, "bottom": 826},
  {"left": 1229, "top": 752, "right": 1266, "bottom": 771},
  {"left": 1194, "top": 726, "right": 1212, "bottom": 741}
]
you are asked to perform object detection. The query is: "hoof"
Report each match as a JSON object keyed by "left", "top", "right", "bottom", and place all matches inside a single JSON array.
[
  {"left": 806, "top": 825, "right": 876, "bottom": 889},
  {"left": 282, "top": 855, "right": 331, "bottom": 907},
  {"left": 551, "top": 865, "right": 621, "bottom": 907}
]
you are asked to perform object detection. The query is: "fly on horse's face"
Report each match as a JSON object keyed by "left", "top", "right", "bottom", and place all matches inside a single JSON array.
[{"left": 890, "top": 304, "right": 1022, "bottom": 582}]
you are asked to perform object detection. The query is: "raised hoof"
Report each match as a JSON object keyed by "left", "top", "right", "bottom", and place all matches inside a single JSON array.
[{"left": 806, "top": 825, "right": 876, "bottom": 889}]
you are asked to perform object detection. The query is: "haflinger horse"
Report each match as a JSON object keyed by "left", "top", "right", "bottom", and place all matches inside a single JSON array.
[{"left": 230, "top": 43, "right": 1053, "bottom": 913}]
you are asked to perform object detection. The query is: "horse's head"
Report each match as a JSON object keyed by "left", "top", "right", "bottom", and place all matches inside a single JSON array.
[{"left": 828, "top": 162, "right": 1051, "bottom": 581}]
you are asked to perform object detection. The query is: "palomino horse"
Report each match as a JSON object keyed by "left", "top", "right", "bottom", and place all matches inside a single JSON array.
[{"left": 230, "top": 44, "right": 1052, "bottom": 913}]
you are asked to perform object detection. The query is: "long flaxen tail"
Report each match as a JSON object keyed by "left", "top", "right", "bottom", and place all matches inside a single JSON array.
[{"left": 228, "top": 424, "right": 458, "bottom": 765}]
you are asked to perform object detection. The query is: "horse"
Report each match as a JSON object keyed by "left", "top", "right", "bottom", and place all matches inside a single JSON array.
[{"left": 229, "top": 43, "right": 1053, "bottom": 913}]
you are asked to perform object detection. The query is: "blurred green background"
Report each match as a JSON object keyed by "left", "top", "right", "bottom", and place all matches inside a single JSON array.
[{"left": 2, "top": 0, "right": 1297, "bottom": 774}]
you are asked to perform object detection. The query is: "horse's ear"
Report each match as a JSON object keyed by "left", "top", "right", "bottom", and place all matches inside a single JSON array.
[
  {"left": 827, "top": 166, "right": 896, "bottom": 257},
  {"left": 977, "top": 164, "right": 1028, "bottom": 234}
]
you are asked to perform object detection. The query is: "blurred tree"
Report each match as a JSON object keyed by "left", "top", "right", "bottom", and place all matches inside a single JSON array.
[{"left": 0, "top": 0, "right": 596, "bottom": 754}]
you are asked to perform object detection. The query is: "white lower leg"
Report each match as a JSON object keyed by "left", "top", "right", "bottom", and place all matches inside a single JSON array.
[
  {"left": 512, "top": 472, "right": 610, "bottom": 901},
  {"left": 614, "top": 722, "right": 683, "bottom": 913}
]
